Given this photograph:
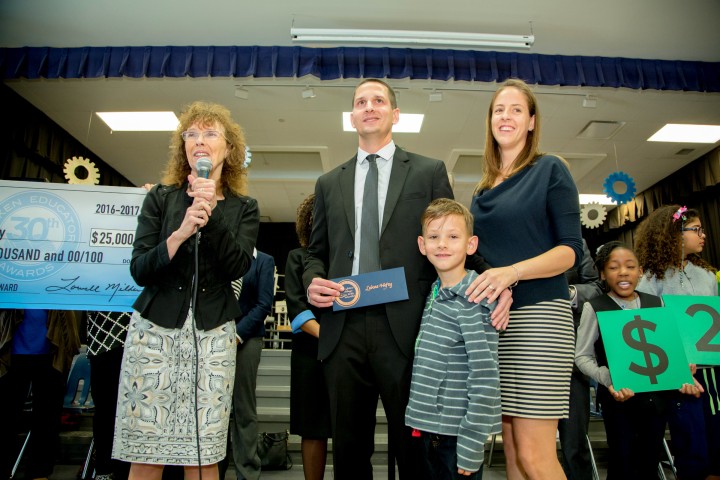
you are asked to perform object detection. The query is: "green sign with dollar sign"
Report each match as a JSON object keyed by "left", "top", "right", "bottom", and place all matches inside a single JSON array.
[
  {"left": 662, "top": 295, "right": 720, "bottom": 366},
  {"left": 597, "top": 307, "right": 693, "bottom": 393}
]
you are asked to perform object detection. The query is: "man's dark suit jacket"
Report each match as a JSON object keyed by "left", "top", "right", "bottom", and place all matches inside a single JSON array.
[
  {"left": 303, "top": 147, "right": 459, "bottom": 361},
  {"left": 236, "top": 251, "right": 275, "bottom": 341}
]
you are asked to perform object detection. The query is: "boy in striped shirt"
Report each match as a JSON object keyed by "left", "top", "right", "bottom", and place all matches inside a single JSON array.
[{"left": 405, "top": 198, "right": 501, "bottom": 479}]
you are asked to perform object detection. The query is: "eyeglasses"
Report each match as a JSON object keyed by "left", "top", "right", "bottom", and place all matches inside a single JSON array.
[
  {"left": 682, "top": 226, "right": 706, "bottom": 237},
  {"left": 181, "top": 130, "right": 225, "bottom": 142}
]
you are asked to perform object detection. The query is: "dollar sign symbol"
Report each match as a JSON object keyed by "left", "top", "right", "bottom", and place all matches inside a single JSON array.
[{"left": 622, "top": 315, "right": 669, "bottom": 384}]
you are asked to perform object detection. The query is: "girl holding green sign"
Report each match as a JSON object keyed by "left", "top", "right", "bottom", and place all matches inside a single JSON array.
[
  {"left": 575, "top": 241, "right": 702, "bottom": 479},
  {"left": 636, "top": 205, "right": 718, "bottom": 480}
]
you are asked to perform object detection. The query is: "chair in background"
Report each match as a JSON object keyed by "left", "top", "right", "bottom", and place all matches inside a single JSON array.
[
  {"left": 63, "top": 352, "right": 95, "bottom": 480},
  {"left": 64, "top": 351, "right": 94, "bottom": 412},
  {"left": 9, "top": 385, "right": 33, "bottom": 480},
  {"left": 11, "top": 351, "right": 95, "bottom": 479},
  {"left": 274, "top": 300, "right": 289, "bottom": 330},
  {"left": 266, "top": 300, "right": 291, "bottom": 349},
  {"left": 487, "top": 433, "right": 498, "bottom": 467},
  {"left": 658, "top": 438, "right": 677, "bottom": 480},
  {"left": 586, "top": 434, "right": 600, "bottom": 480}
]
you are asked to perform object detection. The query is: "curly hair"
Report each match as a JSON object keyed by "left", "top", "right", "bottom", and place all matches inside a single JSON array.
[
  {"left": 475, "top": 78, "right": 543, "bottom": 193},
  {"left": 634, "top": 204, "right": 715, "bottom": 279},
  {"left": 161, "top": 101, "right": 248, "bottom": 196},
  {"left": 295, "top": 194, "right": 315, "bottom": 248}
]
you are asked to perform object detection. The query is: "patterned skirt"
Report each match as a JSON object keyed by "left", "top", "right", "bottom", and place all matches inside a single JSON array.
[
  {"left": 498, "top": 299, "right": 575, "bottom": 418},
  {"left": 112, "top": 311, "right": 237, "bottom": 465}
]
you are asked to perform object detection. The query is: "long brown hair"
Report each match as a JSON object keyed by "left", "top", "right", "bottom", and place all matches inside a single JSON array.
[
  {"left": 475, "top": 78, "right": 542, "bottom": 193},
  {"left": 635, "top": 204, "right": 716, "bottom": 279},
  {"left": 161, "top": 101, "right": 249, "bottom": 196}
]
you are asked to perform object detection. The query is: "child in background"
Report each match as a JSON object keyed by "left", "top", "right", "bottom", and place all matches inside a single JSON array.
[
  {"left": 405, "top": 198, "right": 501, "bottom": 479},
  {"left": 575, "top": 241, "right": 702, "bottom": 479},
  {"left": 635, "top": 205, "right": 719, "bottom": 480}
]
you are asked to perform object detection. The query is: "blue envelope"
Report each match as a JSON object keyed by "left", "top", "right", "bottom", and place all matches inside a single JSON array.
[{"left": 331, "top": 267, "right": 409, "bottom": 311}]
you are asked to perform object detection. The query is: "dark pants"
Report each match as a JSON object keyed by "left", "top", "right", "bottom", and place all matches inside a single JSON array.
[
  {"left": 413, "top": 432, "right": 483, "bottom": 480},
  {"left": 230, "top": 336, "right": 263, "bottom": 480},
  {"left": 666, "top": 367, "right": 720, "bottom": 480},
  {"left": 218, "top": 338, "right": 264, "bottom": 480},
  {"left": 323, "top": 307, "right": 422, "bottom": 479},
  {"left": 598, "top": 386, "right": 669, "bottom": 480},
  {"left": 557, "top": 369, "right": 593, "bottom": 480},
  {"left": 0, "top": 354, "right": 64, "bottom": 479},
  {"left": 89, "top": 347, "right": 130, "bottom": 479},
  {"left": 698, "top": 366, "right": 720, "bottom": 476},
  {"left": 668, "top": 392, "right": 708, "bottom": 480}
]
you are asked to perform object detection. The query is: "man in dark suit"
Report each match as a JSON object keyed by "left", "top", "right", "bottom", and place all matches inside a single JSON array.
[{"left": 303, "top": 79, "right": 508, "bottom": 479}]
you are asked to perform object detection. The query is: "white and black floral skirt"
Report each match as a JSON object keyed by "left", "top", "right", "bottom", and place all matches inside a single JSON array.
[{"left": 112, "top": 310, "right": 236, "bottom": 465}]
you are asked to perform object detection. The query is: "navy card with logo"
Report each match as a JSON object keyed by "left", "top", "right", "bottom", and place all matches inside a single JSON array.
[{"left": 331, "top": 267, "right": 409, "bottom": 311}]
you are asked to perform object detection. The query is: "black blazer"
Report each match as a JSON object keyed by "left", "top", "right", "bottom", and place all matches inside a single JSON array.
[
  {"left": 303, "top": 147, "right": 480, "bottom": 360},
  {"left": 131, "top": 183, "right": 259, "bottom": 330}
]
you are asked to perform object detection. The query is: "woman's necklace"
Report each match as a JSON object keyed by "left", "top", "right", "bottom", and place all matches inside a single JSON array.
[{"left": 609, "top": 292, "right": 640, "bottom": 310}]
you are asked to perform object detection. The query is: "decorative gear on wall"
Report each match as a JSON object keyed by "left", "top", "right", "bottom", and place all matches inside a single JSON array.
[
  {"left": 580, "top": 202, "right": 607, "bottom": 229},
  {"left": 243, "top": 146, "right": 252, "bottom": 168},
  {"left": 602, "top": 171, "right": 636, "bottom": 204},
  {"left": 64, "top": 156, "right": 101, "bottom": 185}
]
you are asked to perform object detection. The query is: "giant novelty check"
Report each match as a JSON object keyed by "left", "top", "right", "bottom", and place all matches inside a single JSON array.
[{"left": 0, "top": 180, "right": 146, "bottom": 311}]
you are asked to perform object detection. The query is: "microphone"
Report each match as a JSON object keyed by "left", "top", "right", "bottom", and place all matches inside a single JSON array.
[
  {"left": 194, "top": 158, "right": 212, "bottom": 235},
  {"left": 196, "top": 157, "right": 212, "bottom": 179}
]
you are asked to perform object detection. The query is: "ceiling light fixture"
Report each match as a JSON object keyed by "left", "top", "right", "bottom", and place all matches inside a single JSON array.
[
  {"left": 96, "top": 112, "right": 179, "bottom": 131},
  {"left": 291, "top": 27, "right": 534, "bottom": 49},
  {"left": 234, "top": 87, "right": 249, "bottom": 100},
  {"left": 342, "top": 112, "right": 424, "bottom": 133},
  {"left": 648, "top": 124, "right": 720, "bottom": 143},
  {"left": 302, "top": 87, "right": 316, "bottom": 99}
]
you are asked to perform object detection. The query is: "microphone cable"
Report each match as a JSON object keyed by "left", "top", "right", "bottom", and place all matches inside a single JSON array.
[
  {"left": 190, "top": 229, "right": 204, "bottom": 480},
  {"left": 190, "top": 163, "right": 211, "bottom": 480}
]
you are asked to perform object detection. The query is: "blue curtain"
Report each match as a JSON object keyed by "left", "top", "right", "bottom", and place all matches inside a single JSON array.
[{"left": 2, "top": 46, "right": 719, "bottom": 92}]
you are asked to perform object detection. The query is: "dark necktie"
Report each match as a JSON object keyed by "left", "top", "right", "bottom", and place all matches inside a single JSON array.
[{"left": 359, "top": 154, "right": 381, "bottom": 273}]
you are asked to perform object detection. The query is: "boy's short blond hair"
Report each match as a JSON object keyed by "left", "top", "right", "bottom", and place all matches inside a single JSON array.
[{"left": 421, "top": 198, "right": 473, "bottom": 236}]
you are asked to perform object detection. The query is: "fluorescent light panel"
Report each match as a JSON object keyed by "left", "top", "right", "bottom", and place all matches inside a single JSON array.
[
  {"left": 648, "top": 124, "right": 720, "bottom": 143},
  {"left": 96, "top": 112, "right": 179, "bottom": 131},
  {"left": 292, "top": 28, "right": 534, "bottom": 49},
  {"left": 579, "top": 194, "right": 616, "bottom": 205},
  {"left": 342, "top": 112, "right": 424, "bottom": 133}
]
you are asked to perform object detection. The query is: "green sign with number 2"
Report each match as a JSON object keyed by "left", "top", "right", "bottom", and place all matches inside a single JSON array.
[
  {"left": 597, "top": 307, "right": 693, "bottom": 393},
  {"left": 662, "top": 295, "right": 720, "bottom": 365}
]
